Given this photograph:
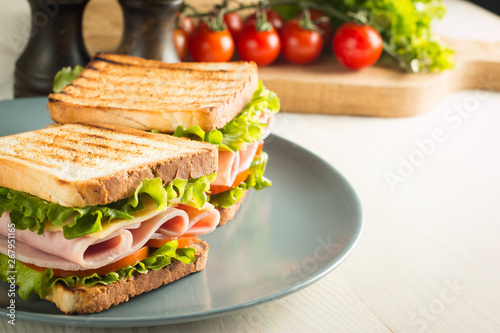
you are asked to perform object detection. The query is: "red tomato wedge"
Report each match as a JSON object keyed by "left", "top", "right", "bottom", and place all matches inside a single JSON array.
[
  {"left": 209, "top": 168, "right": 250, "bottom": 195},
  {"left": 145, "top": 235, "right": 197, "bottom": 249},
  {"left": 23, "top": 246, "right": 150, "bottom": 278}
]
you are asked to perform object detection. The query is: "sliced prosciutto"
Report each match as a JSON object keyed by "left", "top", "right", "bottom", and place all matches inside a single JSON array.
[{"left": 0, "top": 205, "right": 219, "bottom": 271}]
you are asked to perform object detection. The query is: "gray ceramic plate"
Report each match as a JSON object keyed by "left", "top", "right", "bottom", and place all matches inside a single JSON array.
[{"left": 0, "top": 98, "right": 363, "bottom": 327}]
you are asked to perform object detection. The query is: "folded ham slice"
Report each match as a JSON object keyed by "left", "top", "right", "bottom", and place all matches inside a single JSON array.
[
  {"left": 212, "top": 140, "right": 260, "bottom": 187},
  {"left": 212, "top": 111, "right": 272, "bottom": 188},
  {"left": 0, "top": 205, "right": 219, "bottom": 271}
]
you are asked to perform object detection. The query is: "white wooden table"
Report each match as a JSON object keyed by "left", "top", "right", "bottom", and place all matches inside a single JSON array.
[{"left": 1, "top": 1, "right": 499, "bottom": 332}]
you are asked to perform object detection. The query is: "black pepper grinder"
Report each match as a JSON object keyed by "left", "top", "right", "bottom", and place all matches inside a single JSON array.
[
  {"left": 117, "top": 0, "right": 183, "bottom": 62},
  {"left": 14, "top": 0, "right": 91, "bottom": 98}
]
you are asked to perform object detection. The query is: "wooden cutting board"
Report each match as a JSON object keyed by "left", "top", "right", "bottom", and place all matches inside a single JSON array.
[
  {"left": 83, "top": 0, "right": 500, "bottom": 117},
  {"left": 258, "top": 37, "right": 500, "bottom": 116}
]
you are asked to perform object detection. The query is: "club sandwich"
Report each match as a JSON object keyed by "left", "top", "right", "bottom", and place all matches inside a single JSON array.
[{"left": 0, "top": 122, "right": 219, "bottom": 314}]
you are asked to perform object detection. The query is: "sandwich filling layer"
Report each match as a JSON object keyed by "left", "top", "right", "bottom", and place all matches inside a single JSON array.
[
  {"left": 0, "top": 202, "right": 218, "bottom": 271},
  {"left": 173, "top": 81, "right": 279, "bottom": 209},
  {"left": 0, "top": 176, "right": 220, "bottom": 300}
]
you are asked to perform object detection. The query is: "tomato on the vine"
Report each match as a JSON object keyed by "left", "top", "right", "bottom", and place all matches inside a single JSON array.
[
  {"left": 236, "top": 21, "right": 281, "bottom": 66},
  {"left": 177, "top": 14, "right": 194, "bottom": 38},
  {"left": 332, "top": 22, "right": 383, "bottom": 70},
  {"left": 305, "top": 9, "right": 332, "bottom": 47},
  {"left": 280, "top": 19, "right": 323, "bottom": 65},
  {"left": 223, "top": 12, "right": 243, "bottom": 41},
  {"left": 245, "top": 9, "right": 285, "bottom": 32},
  {"left": 188, "top": 24, "right": 234, "bottom": 62},
  {"left": 174, "top": 28, "right": 188, "bottom": 60}
]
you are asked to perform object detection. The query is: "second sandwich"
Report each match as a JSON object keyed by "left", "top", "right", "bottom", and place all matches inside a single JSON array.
[{"left": 48, "top": 54, "right": 280, "bottom": 225}]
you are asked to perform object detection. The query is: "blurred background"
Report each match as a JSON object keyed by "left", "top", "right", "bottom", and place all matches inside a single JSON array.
[{"left": 469, "top": 0, "right": 500, "bottom": 15}]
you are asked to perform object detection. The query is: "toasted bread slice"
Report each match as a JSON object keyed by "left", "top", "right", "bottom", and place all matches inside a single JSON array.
[
  {"left": 0, "top": 123, "right": 217, "bottom": 207},
  {"left": 44, "top": 239, "right": 209, "bottom": 314},
  {"left": 48, "top": 54, "right": 259, "bottom": 133}
]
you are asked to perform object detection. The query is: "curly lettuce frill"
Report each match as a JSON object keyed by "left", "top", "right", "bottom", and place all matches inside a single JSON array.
[{"left": 172, "top": 81, "right": 280, "bottom": 152}]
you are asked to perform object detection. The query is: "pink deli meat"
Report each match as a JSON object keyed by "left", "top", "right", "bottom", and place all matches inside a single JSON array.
[
  {"left": 212, "top": 111, "right": 272, "bottom": 188},
  {"left": 0, "top": 205, "right": 219, "bottom": 271},
  {"left": 212, "top": 140, "right": 260, "bottom": 187}
]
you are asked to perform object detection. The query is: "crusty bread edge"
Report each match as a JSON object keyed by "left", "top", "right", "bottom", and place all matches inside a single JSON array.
[
  {"left": 48, "top": 102, "right": 219, "bottom": 134},
  {"left": 44, "top": 239, "right": 209, "bottom": 314}
]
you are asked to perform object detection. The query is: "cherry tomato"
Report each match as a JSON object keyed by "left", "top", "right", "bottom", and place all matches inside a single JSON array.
[
  {"left": 177, "top": 14, "right": 194, "bottom": 38},
  {"left": 332, "top": 22, "right": 383, "bottom": 70},
  {"left": 223, "top": 12, "right": 243, "bottom": 41},
  {"left": 246, "top": 9, "right": 285, "bottom": 32},
  {"left": 303, "top": 9, "right": 332, "bottom": 47},
  {"left": 188, "top": 24, "right": 234, "bottom": 62},
  {"left": 236, "top": 21, "right": 280, "bottom": 66},
  {"left": 174, "top": 28, "right": 188, "bottom": 60},
  {"left": 280, "top": 19, "right": 323, "bottom": 64}
]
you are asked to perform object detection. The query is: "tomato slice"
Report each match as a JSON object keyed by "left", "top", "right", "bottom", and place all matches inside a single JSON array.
[
  {"left": 23, "top": 246, "right": 150, "bottom": 278},
  {"left": 255, "top": 143, "right": 264, "bottom": 160},
  {"left": 209, "top": 168, "right": 250, "bottom": 195},
  {"left": 145, "top": 235, "right": 197, "bottom": 249}
]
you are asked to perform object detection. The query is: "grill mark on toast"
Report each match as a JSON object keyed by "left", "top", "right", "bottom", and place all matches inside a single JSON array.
[
  {"left": 17, "top": 137, "right": 112, "bottom": 166},
  {"left": 20, "top": 132, "right": 165, "bottom": 168},
  {"left": 59, "top": 90, "right": 236, "bottom": 102},
  {"left": 75, "top": 75, "right": 243, "bottom": 86},
  {"left": 53, "top": 97, "right": 219, "bottom": 112},
  {"left": 66, "top": 78, "right": 241, "bottom": 93},
  {"left": 74, "top": 73, "right": 245, "bottom": 87},
  {"left": 93, "top": 55, "right": 127, "bottom": 65},
  {"left": 0, "top": 151, "right": 53, "bottom": 168},
  {"left": 35, "top": 131, "right": 156, "bottom": 154},
  {"left": 77, "top": 75, "right": 95, "bottom": 81},
  {"left": 93, "top": 55, "right": 245, "bottom": 75}
]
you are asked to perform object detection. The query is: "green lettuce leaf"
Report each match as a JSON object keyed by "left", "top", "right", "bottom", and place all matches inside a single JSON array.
[
  {"left": 0, "top": 174, "right": 215, "bottom": 240},
  {"left": 173, "top": 81, "right": 280, "bottom": 152},
  {"left": 0, "top": 254, "right": 46, "bottom": 299},
  {"left": 360, "top": 0, "right": 454, "bottom": 72},
  {"left": 210, "top": 152, "right": 272, "bottom": 208},
  {"left": 52, "top": 65, "right": 84, "bottom": 93},
  {"left": 0, "top": 240, "right": 195, "bottom": 300}
]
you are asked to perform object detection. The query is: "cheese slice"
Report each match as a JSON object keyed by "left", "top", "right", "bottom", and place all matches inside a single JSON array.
[
  {"left": 44, "top": 196, "right": 215, "bottom": 239},
  {"left": 44, "top": 196, "right": 159, "bottom": 239}
]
